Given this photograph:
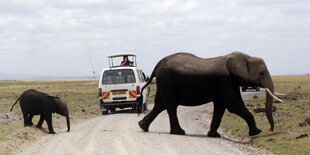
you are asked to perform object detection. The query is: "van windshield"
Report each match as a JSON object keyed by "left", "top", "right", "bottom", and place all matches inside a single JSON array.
[{"left": 102, "top": 69, "right": 136, "bottom": 84}]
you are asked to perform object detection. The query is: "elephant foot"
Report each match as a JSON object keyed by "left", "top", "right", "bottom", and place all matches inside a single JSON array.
[
  {"left": 49, "top": 131, "right": 56, "bottom": 134},
  {"left": 36, "top": 125, "right": 42, "bottom": 129},
  {"left": 249, "top": 128, "right": 262, "bottom": 136},
  {"left": 138, "top": 120, "right": 149, "bottom": 132},
  {"left": 207, "top": 131, "right": 221, "bottom": 138},
  {"left": 170, "top": 128, "right": 185, "bottom": 135}
]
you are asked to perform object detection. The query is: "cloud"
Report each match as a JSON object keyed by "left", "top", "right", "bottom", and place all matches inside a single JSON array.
[{"left": 0, "top": 0, "right": 309, "bottom": 76}]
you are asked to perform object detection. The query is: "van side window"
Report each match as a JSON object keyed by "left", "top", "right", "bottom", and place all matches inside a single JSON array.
[
  {"left": 142, "top": 72, "right": 146, "bottom": 81},
  {"left": 138, "top": 70, "right": 144, "bottom": 82},
  {"left": 137, "top": 70, "right": 142, "bottom": 83}
]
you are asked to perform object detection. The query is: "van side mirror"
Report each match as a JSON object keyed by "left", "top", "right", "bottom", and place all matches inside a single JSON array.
[{"left": 145, "top": 77, "right": 150, "bottom": 82}]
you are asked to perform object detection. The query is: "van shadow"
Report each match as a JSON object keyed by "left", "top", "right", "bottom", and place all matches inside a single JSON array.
[{"left": 107, "top": 109, "right": 150, "bottom": 115}]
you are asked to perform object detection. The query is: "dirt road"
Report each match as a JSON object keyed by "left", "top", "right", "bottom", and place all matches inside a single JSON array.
[{"left": 19, "top": 99, "right": 266, "bottom": 155}]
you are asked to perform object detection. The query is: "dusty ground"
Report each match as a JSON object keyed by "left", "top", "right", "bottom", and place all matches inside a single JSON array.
[
  {"left": 18, "top": 102, "right": 268, "bottom": 155},
  {"left": 0, "top": 112, "right": 21, "bottom": 123}
]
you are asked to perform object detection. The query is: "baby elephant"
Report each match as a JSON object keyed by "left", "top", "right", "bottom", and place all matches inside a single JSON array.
[{"left": 11, "top": 89, "right": 70, "bottom": 134}]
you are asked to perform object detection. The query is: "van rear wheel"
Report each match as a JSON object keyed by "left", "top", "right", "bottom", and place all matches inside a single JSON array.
[
  {"left": 143, "top": 103, "right": 148, "bottom": 111},
  {"left": 110, "top": 108, "right": 116, "bottom": 112},
  {"left": 137, "top": 104, "right": 144, "bottom": 113},
  {"left": 132, "top": 106, "right": 136, "bottom": 110},
  {"left": 101, "top": 110, "right": 108, "bottom": 115},
  {"left": 101, "top": 107, "right": 109, "bottom": 115}
]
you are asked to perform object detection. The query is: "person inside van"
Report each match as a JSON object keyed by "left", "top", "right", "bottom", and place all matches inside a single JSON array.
[{"left": 120, "top": 55, "right": 133, "bottom": 66}]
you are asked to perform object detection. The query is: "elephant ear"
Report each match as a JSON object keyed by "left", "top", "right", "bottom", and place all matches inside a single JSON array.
[
  {"left": 226, "top": 52, "right": 250, "bottom": 84},
  {"left": 47, "top": 96, "right": 60, "bottom": 113}
]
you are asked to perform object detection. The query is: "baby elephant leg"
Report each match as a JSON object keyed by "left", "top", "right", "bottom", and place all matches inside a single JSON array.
[
  {"left": 28, "top": 114, "right": 34, "bottom": 126},
  {"left": 36, "top": 114, "right": 45, "bottom": 129},
  {"left": 45, "top": 114, "right": 56, "bottom": 134},
  {"left": 23, "top": 113, "right": 31, "bottom": 126}
]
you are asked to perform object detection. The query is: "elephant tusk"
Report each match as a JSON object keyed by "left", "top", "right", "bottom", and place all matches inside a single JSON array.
[
  {"left": 274, "top": 92, "right": 287, "bottom": 96},
  {"left": 266, "top": 88, "right": 284, "bottom": 103}
]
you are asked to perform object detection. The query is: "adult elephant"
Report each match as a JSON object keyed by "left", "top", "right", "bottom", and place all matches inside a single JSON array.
[
  {"left": 11, "top": 89, "right": 70, "bottom": 134},
  {"left": 138, "top": 52, "right": 282, "bottom": 137}
]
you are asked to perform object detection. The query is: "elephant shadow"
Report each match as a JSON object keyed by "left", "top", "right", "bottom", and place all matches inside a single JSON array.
[
  {"left": 143, "top": 131, "right": 277, "bottom": 145},
  {"left": 27, "top": 125, "right": 69, "bottom": 134},
  {"left": 190, "top": 132, "right": 281, "bottom": 144},
  {"left": 27, "top": 125, "right": 50, "bottom": 134}
]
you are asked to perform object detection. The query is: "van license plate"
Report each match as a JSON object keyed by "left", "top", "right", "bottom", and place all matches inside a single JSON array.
[{"left": 112, "top": 91, "right": 126, "bottom": 95}]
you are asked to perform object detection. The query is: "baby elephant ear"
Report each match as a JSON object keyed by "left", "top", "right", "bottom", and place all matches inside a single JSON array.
[{"left": 47, "top": 96, "right": 61, "bottom": 113}]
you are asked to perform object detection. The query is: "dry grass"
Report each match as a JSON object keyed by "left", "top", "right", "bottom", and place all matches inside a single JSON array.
[{"left": 221, "top": 76, "right": 310, "bottom": 155}]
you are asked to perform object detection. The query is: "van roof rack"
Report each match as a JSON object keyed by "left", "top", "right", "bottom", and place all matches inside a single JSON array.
[
  {"left": 107, "top": 52, "right": 136, "bottom": 58},
  {"left": 107, "top": 52, "right": 137, "bottom": 68}
]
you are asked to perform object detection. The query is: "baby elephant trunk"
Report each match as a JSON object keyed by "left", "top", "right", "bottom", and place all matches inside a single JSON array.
[{"left": 66, "top": 115, "right": 70, "bottom": 132}]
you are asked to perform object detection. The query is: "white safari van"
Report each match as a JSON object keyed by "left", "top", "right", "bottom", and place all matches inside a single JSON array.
[{"left": 98, "top": 53, "right": 149, "bottom": 115}]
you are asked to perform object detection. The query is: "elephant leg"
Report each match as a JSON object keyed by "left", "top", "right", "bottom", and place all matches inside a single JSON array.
[
  {"left": 28, "top": 114, "right": 34, "bottom": 126},
  {"left": 23, "top": 113, "right": 30, "bottom": 126},
  {"left": 166, "top": 105, "right": 184, "bottom": 135},
  {"left": 226, "top": 97, "right": 261, "bottom": 136},
  {"left": 36, "top": 114, "right": 44, "bottom": 129},
  {"left": 45, "top": 114, "right": 56, "bottom": 134},
  {"left": 157, "top": 75, "right": 185, "bottom": 135},
  {"left": 139, "top": 91, "right": 165, "bottom": 132},
  {"left": 207, "top": 102, "right": 226, "bottom": 138}
]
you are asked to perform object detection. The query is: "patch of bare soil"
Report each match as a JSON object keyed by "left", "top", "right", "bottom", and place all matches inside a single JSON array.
[
  {"left": 0, "top": 112, "right": 21, "bottom": 123},
  {"left": 279, "top": 93, "right": 307, "bottom": 101}
]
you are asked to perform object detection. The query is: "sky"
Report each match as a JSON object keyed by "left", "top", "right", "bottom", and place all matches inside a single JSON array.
[{"left": 0, "top": 0, "right": 309, "bottom": 77}]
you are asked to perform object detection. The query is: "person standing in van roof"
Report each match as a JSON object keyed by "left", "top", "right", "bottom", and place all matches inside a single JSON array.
[{"left": 120, "top": 55, "right": 133, "bottom": 66}]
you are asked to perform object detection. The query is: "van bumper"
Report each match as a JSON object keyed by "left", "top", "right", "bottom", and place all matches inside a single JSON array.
[{"left": 99, "top": 97, "right": 142, "bottom": 109}]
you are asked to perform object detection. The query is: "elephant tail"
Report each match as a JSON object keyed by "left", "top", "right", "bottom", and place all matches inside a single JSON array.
[
  {"left": 138, "top": 60, "right": 161, "bottom": 114},
  {"left": 140, "top": 59, "right": 162, "bottom": 96},
  {"left": 10, "top": 96, "right": 21, "bottom": 111}
]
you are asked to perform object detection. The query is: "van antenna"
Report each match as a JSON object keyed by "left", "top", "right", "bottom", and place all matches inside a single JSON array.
[{"left": 85, "top": 33, "right": 96, "bottom": 77}]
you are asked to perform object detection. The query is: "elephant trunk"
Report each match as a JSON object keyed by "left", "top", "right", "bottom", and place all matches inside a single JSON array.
[
  {"left": 262, "top": 74, "right": 277, "bottom": 132},
  {"left": 66, "top": 115, "right": 70, "bottom": 132},
  {"left": 265, "top": 86, "right": 274, "bottom": 132}
]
